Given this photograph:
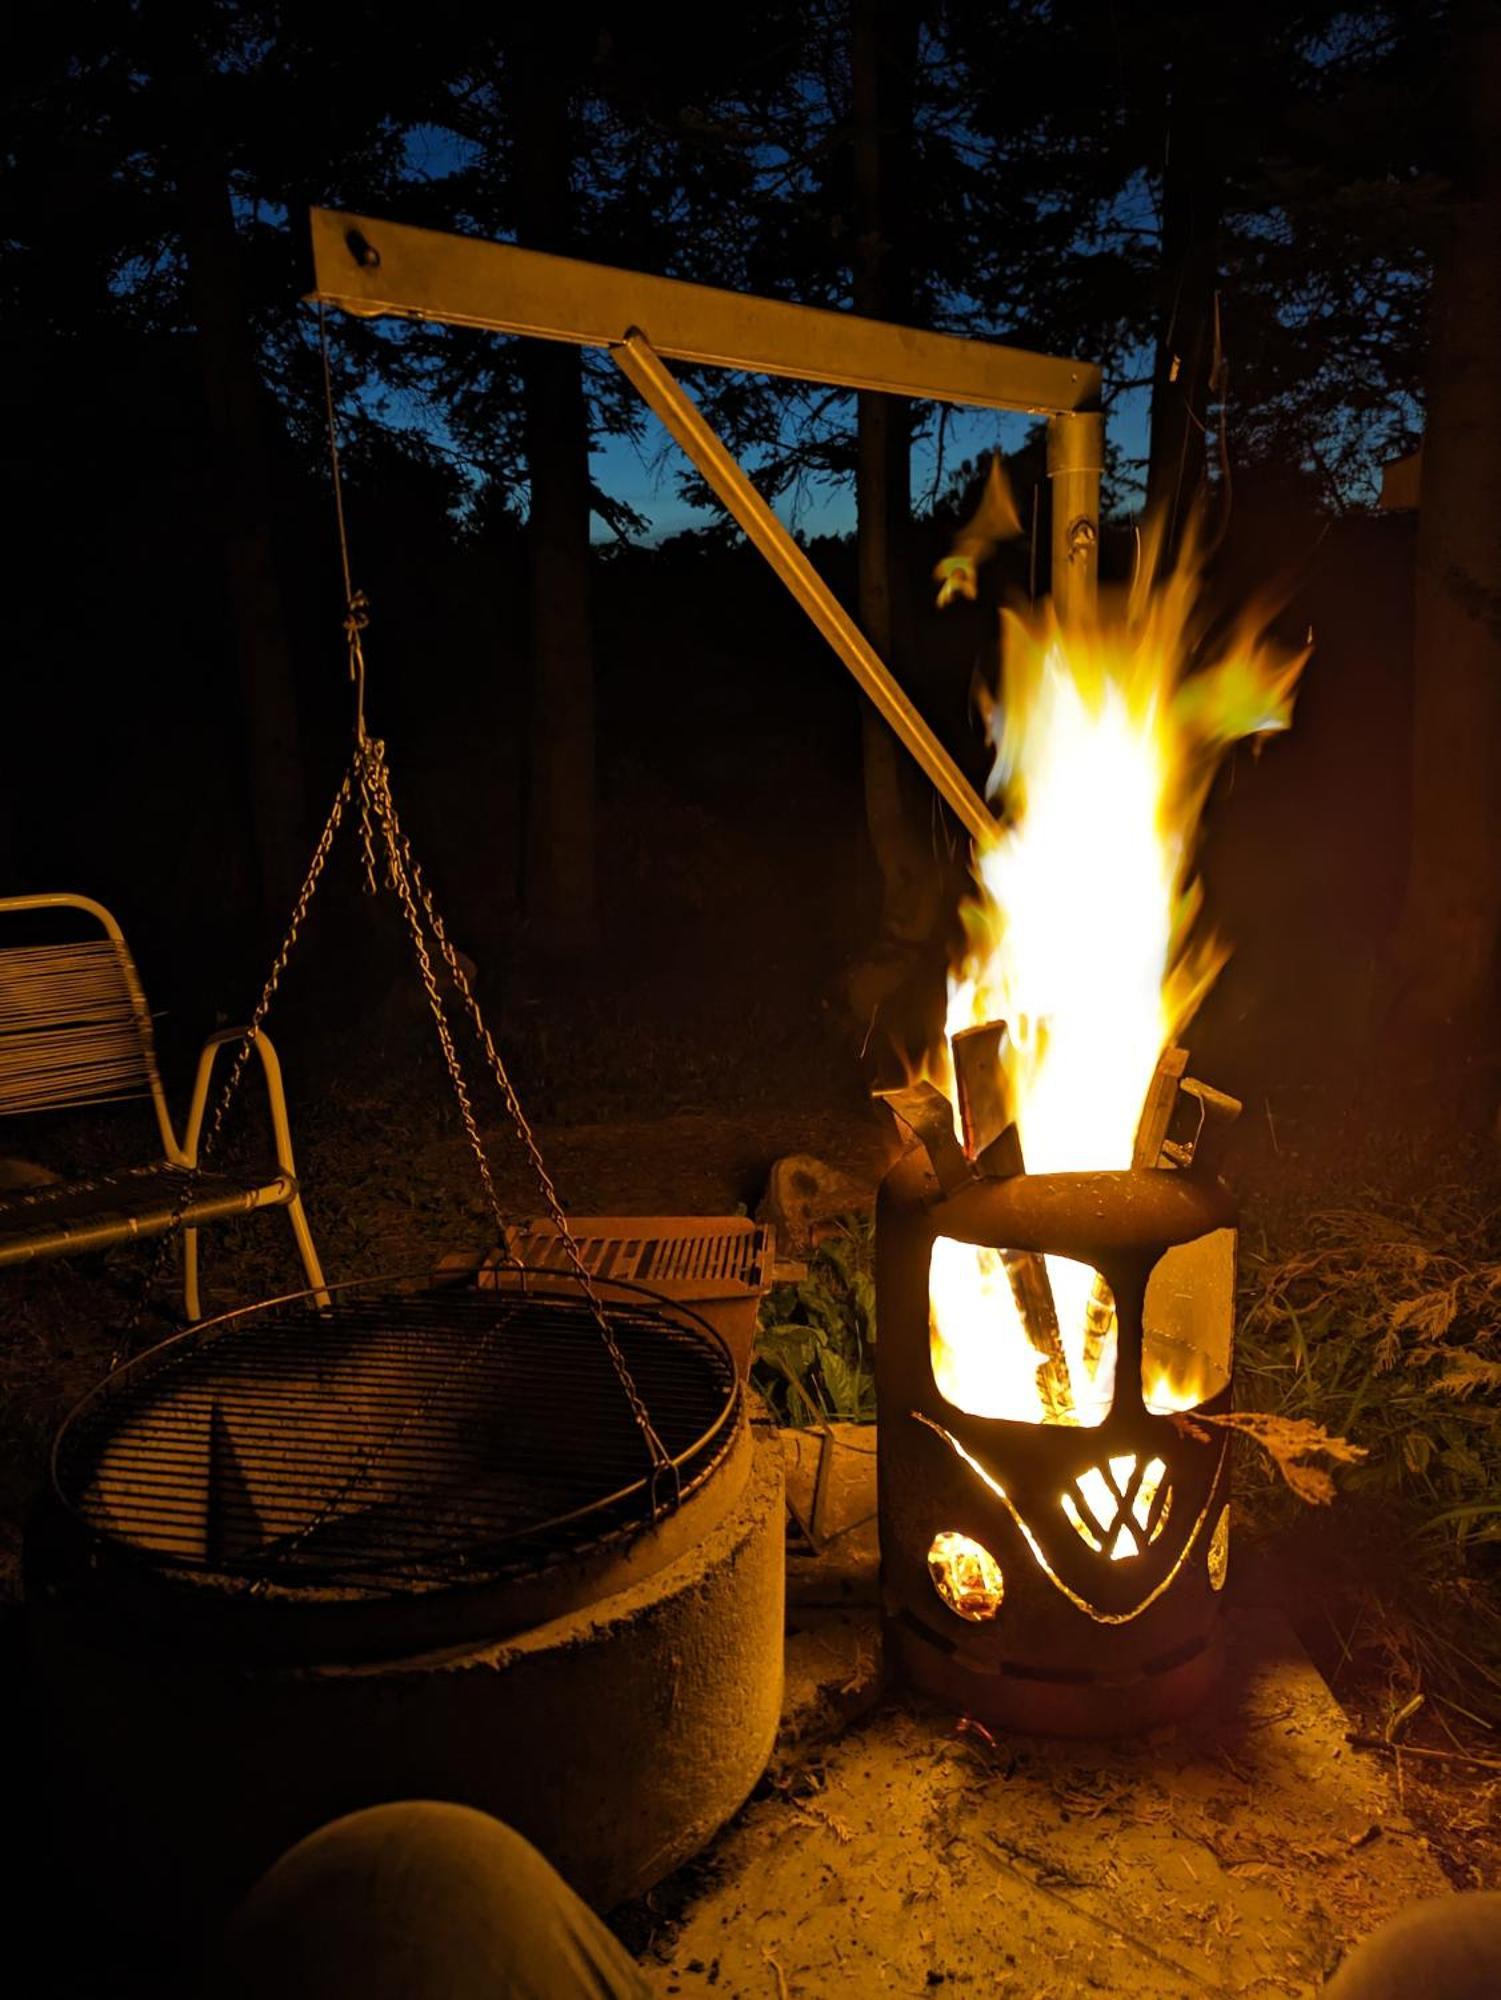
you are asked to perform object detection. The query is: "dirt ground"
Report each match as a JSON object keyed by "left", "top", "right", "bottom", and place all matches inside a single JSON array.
[
  {"left": 1, "top": 1007, "right": 1497, "bottom": 1994},
  {"left": 628, "top": 1430, "right": 1458, "bottom": 1998}
]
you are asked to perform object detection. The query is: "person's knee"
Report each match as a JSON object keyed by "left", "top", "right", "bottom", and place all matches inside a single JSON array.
[
  {"left": 214, "top": 1800, "right": 650, "bottom": 1999},
  {"left": 1325, "top": 1892, "right": 1501, "bottom": 1999}
]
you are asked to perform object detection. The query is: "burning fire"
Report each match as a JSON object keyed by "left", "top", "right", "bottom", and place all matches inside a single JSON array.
[{"left": 929, "top": 516, "right": 1306, "bottom": 1435}]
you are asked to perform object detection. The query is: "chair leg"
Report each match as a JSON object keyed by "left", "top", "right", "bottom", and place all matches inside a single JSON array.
[
  {"left": 182, "top": 1227, "right": 202, "bottom": 1323},
  {"left": 286, "top": 1195, "right": 331, "bottom": 1307}
]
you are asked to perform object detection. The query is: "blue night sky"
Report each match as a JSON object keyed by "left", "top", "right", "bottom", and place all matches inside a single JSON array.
[
  {"left": 389, "top": 123, "right": 1155, "bottom": 546},
  {"left": 590, "top": 386, "right": 1153, "bottom": 546}
]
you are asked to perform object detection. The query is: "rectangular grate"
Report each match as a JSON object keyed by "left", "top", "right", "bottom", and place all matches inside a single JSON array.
[{"left": 490, "top": 1216, "right": 772, "bottom": 1375}]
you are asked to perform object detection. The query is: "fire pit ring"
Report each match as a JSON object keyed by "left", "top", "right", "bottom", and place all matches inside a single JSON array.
[
  {"left": 42, "top": 1272, "right": 744, "bottom": 1661},
  {"left": 28, "top": 1272, "right": 785, "bottom": 1937}
]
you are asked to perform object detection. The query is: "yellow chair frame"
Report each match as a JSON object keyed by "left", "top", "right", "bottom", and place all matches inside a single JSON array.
[{"left": 0, "top": 892, "right": 326, "bottom": 1320}]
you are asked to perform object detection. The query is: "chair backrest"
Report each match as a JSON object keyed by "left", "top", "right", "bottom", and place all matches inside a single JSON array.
[{"left": 0, "top": 894, "right": 179, "bottom": 1157}]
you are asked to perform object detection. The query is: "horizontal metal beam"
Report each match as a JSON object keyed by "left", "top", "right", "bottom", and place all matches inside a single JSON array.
[
  {"left": 309, "top": 207, "right": 1100, "bottom": 415},
  {"left": 613, "top": 333, "right": 995, "bottom": 846}
]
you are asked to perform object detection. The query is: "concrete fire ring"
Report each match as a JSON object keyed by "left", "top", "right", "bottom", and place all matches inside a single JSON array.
[{"left": 29, "top": 1418, "right": 785, "bottom": 1943}]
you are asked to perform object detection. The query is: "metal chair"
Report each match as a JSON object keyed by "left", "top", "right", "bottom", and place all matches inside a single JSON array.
[{"left": 0, "top": 892, "right": 326, "bottom": 1319}]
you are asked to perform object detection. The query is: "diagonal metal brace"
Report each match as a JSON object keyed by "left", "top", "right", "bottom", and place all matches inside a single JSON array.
[{"left": 612, "top": 331, "right": 997, "bottom": 847}]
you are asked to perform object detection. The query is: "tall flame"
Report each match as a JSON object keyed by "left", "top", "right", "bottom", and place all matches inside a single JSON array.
[{"left": 930, "top": 518, "right": 1306, "bottom": 1427}]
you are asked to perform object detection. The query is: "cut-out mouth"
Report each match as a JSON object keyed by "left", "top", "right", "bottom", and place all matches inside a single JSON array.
[{"left": 913, "top": 1412, "right": 1225, "bottom": 1626}]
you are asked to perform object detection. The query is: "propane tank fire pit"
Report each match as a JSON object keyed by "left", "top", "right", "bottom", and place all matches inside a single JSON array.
[{"left": 877, "top": 1041, "right": 1239, "bottom": 1734}]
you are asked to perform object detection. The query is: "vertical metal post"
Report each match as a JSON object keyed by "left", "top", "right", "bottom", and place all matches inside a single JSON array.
[{"left": 1047, "top": 410, "right": 1104, "bottom": 625}]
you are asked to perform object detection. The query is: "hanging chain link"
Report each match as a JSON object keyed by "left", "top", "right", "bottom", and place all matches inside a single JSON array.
[
  {"left": 193, "top": 771, "right": 355, "bottom": 1175},
  {"left": 117, "top": 304, "right": 680, "bottom": 1518},
  {"left": 354, "top": 736, "right": 677, "bottom": 1503},
  {"left": 238, "top": 737, "right": 678, "bottom": 1582},
  {"left": 107, "top": 774, "right": 355, "bottom": 1367},
  {"left": 356, "top": 735, "right": 515, "bottom": 1260},
  {"left": 310, "top": 309, "right": 673, "bottom": 1501}
]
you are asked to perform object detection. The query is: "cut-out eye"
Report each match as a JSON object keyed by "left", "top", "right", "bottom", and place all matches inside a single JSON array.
[
  {"left": 928, "top": 1530, "right": 1005, "bottom": 1621},
  {"left": 929, "top": 1243, "right": 1116, "bottom": 1427},
  {"left": 1062, "top": 1456, "right": 1171, "bottom": 1560}
]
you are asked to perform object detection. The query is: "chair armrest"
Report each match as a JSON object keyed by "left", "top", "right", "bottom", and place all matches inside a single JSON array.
[{"left": 182, "top": 1026, "right": 301, "bottom": 1179}]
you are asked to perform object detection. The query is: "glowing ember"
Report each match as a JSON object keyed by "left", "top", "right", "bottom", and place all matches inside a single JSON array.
[
  {"left": 930, "top": 521, "right": 1306, "bottom": 1429},
  {"left": 927, "top": 1529, "right": 1005, "bottom": 1620}
]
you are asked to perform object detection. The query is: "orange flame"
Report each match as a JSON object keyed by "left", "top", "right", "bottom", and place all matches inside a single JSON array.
[{"left": 930, "top": 517, "right": 1306, "bottom": 1435}]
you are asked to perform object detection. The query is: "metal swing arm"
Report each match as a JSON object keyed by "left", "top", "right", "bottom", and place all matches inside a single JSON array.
[
  {"left": 308, "top": 208, "right": 1105, "bottom": 845},
  {"left": 309, "top": 209, "right": 1099, "bottom": 415}
]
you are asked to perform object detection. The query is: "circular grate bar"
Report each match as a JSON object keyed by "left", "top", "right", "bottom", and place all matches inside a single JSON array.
[{"left": 53, "top": 1280, "right": 738, "bottom": 1594}]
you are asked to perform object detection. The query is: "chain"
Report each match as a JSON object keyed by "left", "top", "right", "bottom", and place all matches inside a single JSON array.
[
  {"left": 107, "top": 772, "right": 355, "bottom": 1367},
  {"left": 238, "top": 742, "right": 678, "bottom": 1579},
  {"left": 354, "top": 739, "right": 678, "bottom": 1506},
  {"left": 193, "top": 771, "right": 355, "bottom": 1175},
  {"left": 112, "top": 305, "right": 679, "bottom": 1518},
  {"left": 356, "top": 736, "right": 515, "bottom": 1260},
  {"left": 344, "top": 592, "right": 380, "bottom": 891}
]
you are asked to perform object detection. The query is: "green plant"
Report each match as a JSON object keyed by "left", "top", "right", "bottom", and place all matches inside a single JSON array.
[
  {"left": 1236, "top": 1182, "right": 1501, "bottom": 1721},
  {"left": 753, "top": 1213, "right": 876, "bottom": 1426}
]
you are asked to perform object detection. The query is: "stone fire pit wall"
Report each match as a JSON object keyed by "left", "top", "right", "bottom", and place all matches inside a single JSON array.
[{"left": 27, "top": 1419, "right": 784, "bottom": 1943}]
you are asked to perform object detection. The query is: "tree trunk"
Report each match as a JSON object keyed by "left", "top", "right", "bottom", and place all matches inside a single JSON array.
[
  {"left": 1395, "top": 9, "right": 1501, "bottom": 1037},
  {"left": 178, "top": 157, "right": 307, "bottom": 929},
  {"left": 1145, "top": 83, "right": 1221, "bottom": 553},
  {"left": 512, "top": 35, "right": 597, "bottom": 958},
  {"left": 848, "top": 0, "right": 940, "bottom": 1025}
]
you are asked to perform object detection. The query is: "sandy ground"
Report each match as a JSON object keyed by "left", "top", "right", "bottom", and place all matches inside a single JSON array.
[
  {"left": 3, "top": 1090, "right": 1495, "bottom": 1996},
  {"left": 626, "top": 1430, "right": 1456, "bottom": 2000}
]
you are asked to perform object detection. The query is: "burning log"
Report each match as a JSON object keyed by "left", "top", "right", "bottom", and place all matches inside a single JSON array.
[
  {"left": 874, "top": 1079, "right": 974, "bottom": 1197},
  {"left": 1079, "top": 1053, "right": 1243, "bottom": 1377},
  {"left": 1079, "top": 1047, "right": 1188, "bottom": 1376},
  {"left": 951, "top": 1023, "right": 1073, "bottom": 1422}
]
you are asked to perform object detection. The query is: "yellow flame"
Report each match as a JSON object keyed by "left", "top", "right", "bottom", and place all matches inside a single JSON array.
[
  {"left": 930, "top": 522, "right": 1306, "bottom": 1425},
  {"left": 1062, "top": 1454, "right": 1171, "bottom": 1561},
  {"left": 927, "top": 1529, "right": 1005, "bottom": 1620}
]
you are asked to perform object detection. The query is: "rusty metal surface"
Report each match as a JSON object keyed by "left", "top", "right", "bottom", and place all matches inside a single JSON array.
[
  {"left": 875, "top": 1145, "right": 1236, "bottom": 1731},
  {"left": 929, "top": 1163, "right": 1234, "bottom": 1265}
]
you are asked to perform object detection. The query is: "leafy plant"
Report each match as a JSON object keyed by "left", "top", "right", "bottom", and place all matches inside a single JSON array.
[
  {"left": 1236, "top": 1180, "right": 1501, "bottom": 1721},
  {"left": 1238, "top": 1196, "right": 1501, "bottom": 1544},
  {"left": 753, "top": 1213, "right": 876, "bottom": 1426}
]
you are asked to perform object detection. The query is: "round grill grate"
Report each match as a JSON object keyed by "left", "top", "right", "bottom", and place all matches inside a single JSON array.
[{"left": 53, "top": 1278, "right": 739, "bottom": 1595}]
